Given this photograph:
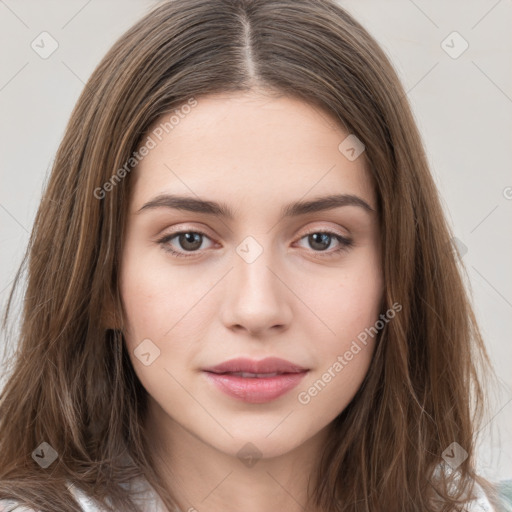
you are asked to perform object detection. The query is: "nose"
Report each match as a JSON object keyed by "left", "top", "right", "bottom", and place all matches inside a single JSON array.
[{"left": 220, "top": 244, "right": 293, "bottom": 337}]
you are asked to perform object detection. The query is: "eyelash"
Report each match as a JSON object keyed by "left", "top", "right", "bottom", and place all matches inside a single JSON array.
[{"left": 156, "top": 229, "right": 354, "bottom": 259}]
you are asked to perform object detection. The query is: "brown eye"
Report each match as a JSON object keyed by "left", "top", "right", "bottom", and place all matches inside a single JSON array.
[
  {"left": 157, "top": 231, "right": 213, "bottom": 257},
  {"left": 297, "top": 231, "right": 353, "bottom": 257},
  {"left": 176, "top": 232, "right": 203, "bottom": 251},
  {"left": 308, "top": 232, "right": 333, "bottom": 251}
]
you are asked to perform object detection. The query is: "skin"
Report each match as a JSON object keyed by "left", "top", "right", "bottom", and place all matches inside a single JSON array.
[{"left": 118, "top": 90, "right": 383, "bottom": 512}]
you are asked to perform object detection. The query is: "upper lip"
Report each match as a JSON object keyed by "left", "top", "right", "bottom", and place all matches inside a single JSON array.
[{"left": 203, "top": 357, "right": 308, "bottom": 374}]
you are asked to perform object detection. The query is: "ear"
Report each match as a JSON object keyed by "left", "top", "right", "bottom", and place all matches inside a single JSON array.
[{"left": 100, "top": 290, "right": 122, "bottom": 331}]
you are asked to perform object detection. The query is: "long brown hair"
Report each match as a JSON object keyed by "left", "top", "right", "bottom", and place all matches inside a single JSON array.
[{"left": 0, "top": 0, "right": 498, "bottom": 510}]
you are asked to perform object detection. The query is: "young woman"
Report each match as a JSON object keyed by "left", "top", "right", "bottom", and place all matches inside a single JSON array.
[{"left": 0, "top": 0, "right": 510, "bottom": 511}]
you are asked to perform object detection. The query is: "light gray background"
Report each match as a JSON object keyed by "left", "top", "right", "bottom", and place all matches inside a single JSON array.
[{"left": 1, "top": 0, "right": 511, "bottom": 482}]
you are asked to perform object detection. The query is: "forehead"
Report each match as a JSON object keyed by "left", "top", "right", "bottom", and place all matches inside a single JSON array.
[{"left": 130, "top": 91, "right": 375, "bottom": 211}]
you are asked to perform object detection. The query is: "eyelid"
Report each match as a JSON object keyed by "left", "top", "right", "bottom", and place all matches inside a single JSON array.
[
  {"left": 298, "top": 224, "right": 349, "bottom": 239},
  {"left": 294, "top": 228, "right": 353, "bottom": 255},
  {"left": 157, "top": 222, "right": 349, "bottom": 242},
  {"left": 155, "top": 225, "right": 217, "bottom": 254},
  {"left": 155, "top": 223, "right": 216, "bottom": 241},
  {"left": 156, "top": 222, "right": 353, "bottom": 258}
]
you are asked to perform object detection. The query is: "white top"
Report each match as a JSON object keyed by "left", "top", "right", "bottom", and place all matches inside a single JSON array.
[
  {"left": 0, "top": 477, "right": 497, "bottom": 511},
  {"left": 0, "top": 476, "right": 172, "bottom": 512}
]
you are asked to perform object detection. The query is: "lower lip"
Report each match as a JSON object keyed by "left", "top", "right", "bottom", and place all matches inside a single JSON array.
[{"left": 203, "top": 371, "right": 308, "bottom": 403}]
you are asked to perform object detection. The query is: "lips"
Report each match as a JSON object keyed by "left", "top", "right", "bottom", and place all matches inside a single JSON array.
[
  {"left": 202, "top": 357, "right": 309, "bottom": 403},
  {"left": 203, "top": 357, "right": 307, "bottom": 375}
]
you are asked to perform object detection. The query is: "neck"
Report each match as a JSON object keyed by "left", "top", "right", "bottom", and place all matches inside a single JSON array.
[{"left": 144, "top": 398, "right": 329, "bottom": 512}]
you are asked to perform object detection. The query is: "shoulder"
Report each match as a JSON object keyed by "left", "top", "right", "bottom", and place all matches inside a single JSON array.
[
  {"left": 0, "top": 500, "right": 40, "bottom": 512},
  {"left": 495, "top": 480, "right": 512, "bottom": 512},
  {"left": 0, "top": 484, "right": 105, "bottom": 512},
  {"left": 466, "top": 480, "right": 497, "bottom": 511},
  {"left": 431, "top": 462, "right": 512, "bottom": 512},
  {"left": 464, "top": 479, "right": 512, "bottom": 512},
  {"left": 0, "top": 494, "right": 104, "bottom": 512},
  {"left": 0, "top": 476, "right": 167, "bottom": 512}
]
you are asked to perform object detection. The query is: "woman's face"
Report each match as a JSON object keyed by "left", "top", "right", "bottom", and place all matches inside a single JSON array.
[{"left": 119, "top": 90, "right": 383, "bottom": 460}]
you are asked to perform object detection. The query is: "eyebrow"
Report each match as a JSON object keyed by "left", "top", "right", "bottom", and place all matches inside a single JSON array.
[{"left": 137, "top": 193, "right": 375, "bottom": 219}]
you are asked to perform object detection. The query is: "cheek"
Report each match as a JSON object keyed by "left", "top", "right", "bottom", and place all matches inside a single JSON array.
[
  {"left": 119, "top": 244, "right": 220, "bottom": 393},
  {"left": 301, "top": 248, "right": 383, "bottom": 395},
  {"left": 335, "top": 270, "right": 383, "bottom": 343},
  {"left": 299, "top": 247, "right": 383, "bottom": 347},
  {"left": 119, "top": 243, "right": 205, "bottom": 342},
  {"left": 120, "top": 267, "right": 170, "bottom": 342},
  {"left": 296, "top": 278, "right": 383, "bottom": 415},
  {"left": 119, "top": 251, "right": 197, "bottom": 397}
]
